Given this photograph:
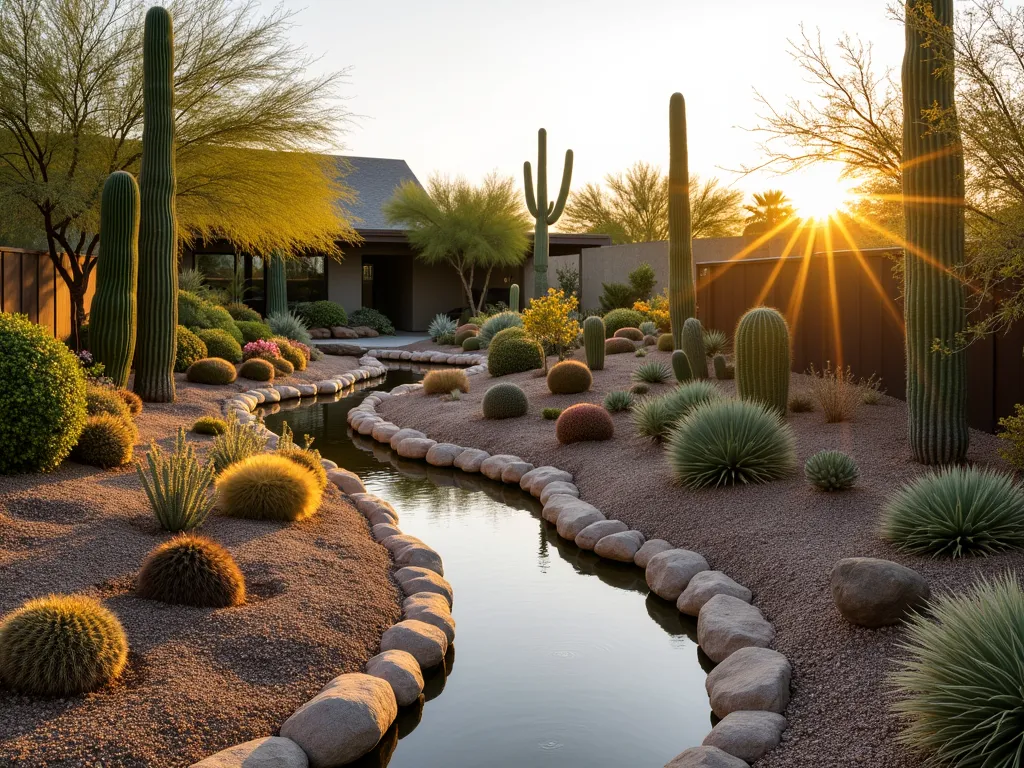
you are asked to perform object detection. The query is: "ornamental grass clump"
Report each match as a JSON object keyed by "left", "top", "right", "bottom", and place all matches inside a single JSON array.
[
  {"left": 807, "top": 362, "right": 861, "bottom": 423},
  {"left": 72, "top": 414, "right": 137, "bottom": 469},
  {"left": 137, "top": 428, "right": 215, "bottom": 532},
  {"left": 266, "top": 311, "right": 311, "bottom": 345},
  {"left": 556, "top": 403, "right": 615, "bottom": 444},
  {"left": 428, "top": 313, "right": 458, "bottom": 342},
  {"left": 209, "top": 416, "right": 268, "bottom": 473},
  {"left": 804, "top": 450, "right": 859, "bottom": 492},
  {"left": 788, "top": 393, "right": 815, "bottom": 413},
  {"left": 482, "top": 382, "right": 529, "bottom": 419},
  {"left": 238, "top": 358, "right": 275, "bottom": 382},
  {"left": 186, "top": 358, "right": 238, "bottom": 385},
  {"left": 703, "top": 328, "right": 727, "bottom": 356},
  {"left": 423, "top": 369, "right": 470, "bottom": 395},
  {"left": 604, "top": 390, "right": 635, "bottom": 412},
  {"left": 136, "top": 534, "right": 246, "bottom": 608},
  {"left": 666, "top": 399, "right": 797, "bottom": 488},
  {"left": 633, "top": 361, "right": 672, "bottom": 384},
  {"left": 477, "top": 311, "right": 523, "bottom": 348},
  {"left": 547, "top": 360, "right": 592, "bottom": 394},
  {"left": 216, "top": 453, "right": 323, "bottom": 522},
  {"left": 881, "top": 467, "right": 1024, "bottom": 558},
  {"left": 633, "top": 380, "right": 722, "bottom": 441},
  {"left": 192, "top": 416, "right": 227, "bottom": 435},
  {"left": 0, "top": 595, "right": 128, "bottom": 695},
  {"left": 892, "top": 573, "right": 1024, "bottom": 767}
]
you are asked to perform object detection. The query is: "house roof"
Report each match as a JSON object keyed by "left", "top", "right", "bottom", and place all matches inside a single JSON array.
[{"left": 332, "top": 155, "right": 421, "bottom": 232}]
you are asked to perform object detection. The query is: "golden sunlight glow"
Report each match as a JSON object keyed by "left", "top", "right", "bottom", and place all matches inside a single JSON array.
[{"left": 785, "top": 166, "right": 858, "bottom": 222}]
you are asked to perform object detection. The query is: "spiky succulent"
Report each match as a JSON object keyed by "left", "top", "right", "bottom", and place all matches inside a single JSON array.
[
  {"left": 428, "top": 313, "right": 458, "bottom": 342},
  {"left": 639, "top": 321, "right": 658, "bottom": 337},
  {"left": 633, "top": 361, "right": 672, "bottom": 384},
  {"left": 266, "top": 311, "right": 311, "bottom": 345},
  {"left": 209, "top": 415, "right": 268, "bottom": 473},
  {"left": 423, "top": 369, "right": 470, "bottom": 395},
  {"left": 804, "top": 450, "right": 859, "bottom": 492},
  {"left": 137, "top": 427, "right": 215, "bottom": 531},
  {"left": 604, "top": 390, "right": 635, "bottom": 413},
  {"left": 137, "top": 534, "right": 246, "bottom": 607},
  {"left": 632, "top": 380, "right": 722, "bottom": 440},
  {"left": 477, "top": 311, "right": 523, "bottom": 348},
  {"left": 702, "top": 328, "right": 728, "bottom": 356}
]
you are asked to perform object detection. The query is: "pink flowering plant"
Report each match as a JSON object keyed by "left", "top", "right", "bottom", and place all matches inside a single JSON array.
[
  {"left": 289, "top": 340, "right": 312, "bottom": 361},
  {"left": 242, "top": 339, "right": 280, "bottom": 361}
]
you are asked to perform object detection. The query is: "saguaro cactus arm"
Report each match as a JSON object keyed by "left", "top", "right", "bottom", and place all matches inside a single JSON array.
[
  {"left": 524, "top": 162, "right": 538, "bottom": 218},
  {"left": 546, "top": 150, "right": 573, "bottom": 225}
]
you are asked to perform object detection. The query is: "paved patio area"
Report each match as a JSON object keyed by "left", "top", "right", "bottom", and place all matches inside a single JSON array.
[{"left": 317, "top": 332, "right": 429, "bottom": 350}]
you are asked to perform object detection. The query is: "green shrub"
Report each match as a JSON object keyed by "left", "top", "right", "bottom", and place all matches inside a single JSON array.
[
  {"left": 266, "top": 311, "right": 311, "bottom": 345},
  {"left": 997, "top": 404, "right": 1024, "bottom": 472},
  {"left": 547, "top": 360, "right": 592, "bottom": 394},
  {"left": 804, "top": 450, "right": 859, "bottom": 491},
  {"left": 633, "top": 361, "right": 672, "bottom": 384},
  {"left": 598, "top": 281, "right": 635, "bottom": 311},
  {"left": 428, "top": 313, "right": 458, "bottom": 342},
  {"left": 604, "top": 390, "right": 635, "bottom": 412},
  {"left": 178, "top": 290, "right": 243, "bottom": 344},
  {"left": 226, "top": 303, "right": 261, "bottom": 323},
  {"left": 478, "top": 311, "right": 523, "bottom": 348},
  {"left": 238, "top": 358, "right": 275, "bottom": 382},
  {"left": 137, "top": 534, "right": 246, "bottom": 607},
  {"left": 635, "top": 348, "right": 648, "bottom": 358},
  {"left": 488, "top": 327, "right": 543, "bottom": 377},
  {"left": 892, "top": 573, "right": 1024, "bottom": 766},
  {"left": 666, "top": 399, "right": 797, "bottom": 488},
  {"left": 614, "top": 327, "right": 644, "bottom": 342},
  {"left": 117, "top": 389, "right": 143, "bottom": 417},
  {"left": 703, "top": 329, "right": 728, "bottom": 356},
  {"left": 602, "top": 308, "right": 646, "bottom": 337},
  {"left": 137, "top": 427, "right": 216, "bottom": 531},
  {"left": 192, "top": 416, "right": 228, "bottom": 436},
  {"left": 788, "top": 392, "right": 815, "bottom": 413},
  {"left": 186, "top": 358, "right": 238, "bottom": 385},
  {"left": 349, "top": 307, "right": 395, "bottom": 335},
  {"left": 175, "top": 325, "right": 208, "bottom": 373},
  {"left": 482, "top": 382, "right": 529, "bottom": 419},
  {"left": 423, "top": 369, "right": 470, "bottom": 395},
  {"left": 881, "top": 467, "right": 1024, "bottom": 558},
  {"left": 605, "top": 337, "right": 635, "bottom": 355},
  {"left": 657, "top": 333, "right": 674, "bottom": 352},
  {"left": 0, "top": 594, "right": 128, "bottom": 695},
  {"left": 195, "top": 328, "right": 243, "bottom": 364},
  {"left": 295, "top": 300, "right": 347, "bottom": 329},
  {"left": 0, "top": 313, "right": 87, "bottom": 474},
  {"left": 71, "top": 414, "right": 136, "bottom": 468},
  {"left": 639, "top": 321, "right": 658, "bottom": 337},
  {"left": 216, "top": 453, "right": 323, "bottom": 521},
  {"left": 209, "top": 416, "right": 268, "bottom": 473},
  {"left": 556, "top": 403, "right": 615, "bottom": 444},
  {"left": 270, "top": 356, "right": 294, "bottom": 377},
  {"left": 276, "top": 341, "right": 307, "bottom": 372},
  {"left": 462, "top": 335, "right": 482, "bottom": 351},
  {"left": 87, "top": 383, "right": 131, "bottom": 420},
  {"left": 542, "top": 407, "right": 562, "bottom": 420},
  {"left": 235, "top": 321, "right": 273, "bottom": 344}
]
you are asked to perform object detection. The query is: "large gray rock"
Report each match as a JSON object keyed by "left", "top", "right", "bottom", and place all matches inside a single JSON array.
[
  {"left": 327, "top": 469, "right": 366, "bottom": 496},
  {"left": 393, "top": 543, "right": 444, "bottom": 575},
  {"left": 404, "top": 599, "right": 456, "bottom": 643},
  {"left": 703, "top": 711, "right": 787, "bottom": 763},
  {"left": 280, "top": 674, "right": 397, "bottom": 768},
  {"left": 594, "top": 530, "right": 646, "bottom": 562},
  {"left": 830, "top": 557, "right": 931, "bottom": 628},
  {"left": 371, "top": 422, "right": 401, "bottom": 443},
  {"left": 480, "top": 454, "right": 520, "bottom": 481},
  {"left": 396, "top": 567, "right": 453, "bottom": 607},
  {"left": 396, "top": 437, "right": 437, "bottom": 460},
  {"left": 677, "top": 571, "right": 753, "bottom": 617},
  {"left": 453, "top": 448, "right": 489, "bottom": 473},
  {"left": 698, "top": 594, "right": 775, "bottom": 663},
  {"left": 381, "top": 534, "right": 424, "bottom": 554},
  {"left": 541, "top": 495, "right": 596, "bottom": 525},
  {"left": 520, "top": 466, "right": 573, "bottom": 495},
  {"left": 646, "top": 549, "right": 710, "bottom": 601},
  {"left": 556, "top": 506, "right": 605, "bottom": 540},
  {"left": 371, "top": 523, "right": 401, "bottom": 542},
  {"left": 390, "top": 428, "right": 427, "bottom": 451},
  {"left": 365, "top": 650, "right": 424, "bottom": 707},
  {"left": 426, "top": 443, "right": 463, "bottom": 467},
  {"left": 575, "top": 519, "right": 628, "bottom": 551},
  {"left": 635, "top": 539, "right": 674, "bottom": 568},
  {"left": 501, "top": 461, "right": 534, "bottom": 484},
  {"left": 380, "top": 619, "right": 448, "bottom": 669},
  {"left": 664, "top": 746, "right": 747, "bottom": 768},
  {"left": 351, "top": 494, "right": 398, "bottom": 522},
  {"left": 705, "top": 647, "right": 791, "bottom": 718},
  {"left": 356, "top": 417, "right": 380, "bottom": 436},
  {"left": 191, "top": 737, "right": 308, "bottom": 768},
  {"left": 539, "top": 481, "right": 580, "bottom": 505}
]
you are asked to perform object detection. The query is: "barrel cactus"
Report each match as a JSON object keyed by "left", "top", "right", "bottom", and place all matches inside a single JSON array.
[
  {"left": 547, "top": 360, "right": 592, "bottom": 394},
  {"left": 555, "top": 403, "right": 614, "bottom": 444},
  {"left": 509, "top": 283, "right": 520, "bottom": 313},
  {"left": 735, "top": 307, "right": 790, "bottom": 415},
  {"left": 681, "top": 317, "right": 707, "bottom": 379},
  {"left": 668, "top": 92, "right": 696, "bottom": 348},
  {"left": 481, "top": 382, "right": 528, "bottom": 419},
  {"left": 90, "top": 171, "right": 139, "bottom": 388},
  {"left": 134, "top": 6, "right": 178, "bottom": 403},
  {"left": 583, "top": 316, "right": 606, "bottom": 370},
  {"left": 137, "top": 534, "right": 246, "bottom": 608},
  {"left": 672, "top": 350, "right": 693, "bottom": 383}
]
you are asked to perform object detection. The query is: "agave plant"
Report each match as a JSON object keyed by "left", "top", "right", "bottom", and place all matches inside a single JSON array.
[
  {"left": 632, "top": 361, "right": 672, "bottom": 384},
  {"left": 427, "top": 313, "right": 457, "bottom": 342},
  {"left": 702, "top": 328, "right": 728, "bottom": 356},
  {"left": 604, "top": 390, "right": 635, "bottom": 413}
]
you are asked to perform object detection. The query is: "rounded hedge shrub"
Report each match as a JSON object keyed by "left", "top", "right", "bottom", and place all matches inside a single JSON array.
[
  {"left": 0, "top": 594, "right": 128, "bottom": 695},
  {"left": 71, "top": 414, "right": 136, "bottom": 468},
  {"left": 276, "top": 342, "right": 307, "bottom": 372},
  {"left": 0, "top": 313, "right": 87, "bottom": 474},
  {"left": 487, "top": 327, "right": 543, "bottom": 377},
  {"left": 423, "top": 369, "right": 470, "bottom": 395},
  {"left": 605, "top": 337, "right": 636, "bottom": 355},
  {"left": 116, "top": 389, "right": 143, "bottom": 417},
  {"left": 277, "top": 447, "right": 328, "bottom": 490},
  {"left": 179, "top": 290, "right": 243, "bottom": 343},
  {"left": 482, "top": 382, "right": 529, "bottom": 419},
  {"left": 556, "top": 403, "right": 615, "bottom": 444},
  {"left": 137, "top": 534, "right": 246, "bottom": 608},
  {"left": 547, "top": 360, "right": 593, "bottom": 394},
  {"left": 226, "top": 303, "right": 262, "bottom": 323},
  {"left": 666, "top": 399, "right": 796, "bottom": 488},
  {"left": 235, "top": 320, "right": 273, "bottom": 344},
  {"left": 175, "top": 325, "right": 208, "bottom": 373},
  {"left": 296, "top": 300, "right": 347, "bottom": 329},
  {"left": 186, "top": 358, "right": 238, "bottom": 385},
  {"left": 614, "top": 327, "right": 644, "bottom": 342},
  {"left": 195, "top": 328, "right": 242, "bottom": 364},
  {"left": 238, "top": 358, "right": 275, "bottom": 382},
  {"left": 478, "top": 311, "right": 523, "bottom": 348},
  {"left": 804, "top": 450, "right": 859, "bottom": 491},
  {"left": 881, "top": 467, "right": 1024, "bottom": 558},
  {"left": 192, "top": 416, "right": 228, "bottom": 435},
  {"left": 216, "top": 453, "right": 323, "bottom": 522},
  {"left": 349, "top": 307, "right": 395, "bottom": 335},
  {"left": 602, "top": 308, "right": 646, "bottom": 338},
  {"left": 463, "top": 336, "right": 482, "bottom": 351},
  {"left": 657, "top": 333, "right": 675, "bottom": 352},
  {"left": 893, "top": 573, "right": 1024, "bottom": 766},
  {"left": 268, "top": 356, "right": 292, "bottom": 377},
  {"left": 87, "top": 384, "right": 131, "bottom": 420}
]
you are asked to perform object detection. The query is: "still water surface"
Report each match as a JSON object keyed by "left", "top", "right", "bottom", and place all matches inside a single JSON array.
[{"left": 262, "top": 367, "right": 712, "bottom": 767}]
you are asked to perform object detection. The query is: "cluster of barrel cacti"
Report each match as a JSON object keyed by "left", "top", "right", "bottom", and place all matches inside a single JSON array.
[{"left": 734, "top": 307, "right": 790, "bottom": 415}]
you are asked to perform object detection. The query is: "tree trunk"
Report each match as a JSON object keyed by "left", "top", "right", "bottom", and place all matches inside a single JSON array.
[
  {"left": 476, "top": 266, "right": 495, "bottom": 314},
  {"left": 69, "top": 287, "right": 87, "bottom": 351}
]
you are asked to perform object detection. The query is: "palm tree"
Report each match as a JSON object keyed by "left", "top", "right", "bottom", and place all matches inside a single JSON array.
[{"left": 743, "top": 190, "right": 797, "bottom": 236}]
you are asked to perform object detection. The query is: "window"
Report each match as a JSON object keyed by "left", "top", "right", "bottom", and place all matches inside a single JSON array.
[
  {"left": 285, "top": 256, "right": 327, "bottom": 303},
  {"left": 194, "top": 253, "right": 237, "bottom": 297},
  {"left": 362, "top": 264, "right": 374, "bottom": 282}
]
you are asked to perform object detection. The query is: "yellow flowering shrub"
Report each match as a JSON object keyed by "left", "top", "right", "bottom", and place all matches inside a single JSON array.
[
  {"left": 634, "top": 291, "right": 670, "bottom": 332},
  {"left": 522, "top": 288, "right": 581, "bottom": 370}
]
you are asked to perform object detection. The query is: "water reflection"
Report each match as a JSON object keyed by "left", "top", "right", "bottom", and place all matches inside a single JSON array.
[{"left": 261, "top": 368, "right": 712, "bottom": 768}]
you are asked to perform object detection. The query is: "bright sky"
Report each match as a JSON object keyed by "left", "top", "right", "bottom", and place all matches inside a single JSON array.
[{"left": 259, "top": 0, "right": 905, "bottom": 213}]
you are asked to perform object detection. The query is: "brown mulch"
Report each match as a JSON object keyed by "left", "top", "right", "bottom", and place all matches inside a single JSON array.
[
  {"left": 0, "top": 354, "right": 401, "bottom": 767},
  {"left": 377, "top": 345, "right": 1020, "bottom": 768}
]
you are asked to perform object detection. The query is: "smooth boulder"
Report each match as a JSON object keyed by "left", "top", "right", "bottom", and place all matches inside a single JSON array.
[
  {"left": 389, "top": 428, "right": 426, "bottom": 451},
  {"left": 635, "top": 539, "right": 674, "bottom": 568},
  {"left": 594, "top": 530, "right": 646, "bottom": 562},
  {"left": 703, "top": 711, "right": 787, "bottom": 763},
  {"left": 396, "top": 437, "right": 436, "bottom": 460},
  {"left": 705, "top": 647, "right": 791, "bottom": 718},
  {"left": 575, "top": 519, "right": 628, "bottom": 551},
  {"left": 830, "top": 557, "right": 930, "bottom": 628},
  {"left": 327, "top": 469, "right": 366, "bottom": 495},
  {"left": 480, "top": 454, "right": 520, "bottom": 481},
  {"left": 393, "top": 543, "right": 444, "bottom": 576},
  {"left": 453, "top": 448, "right": 489, "bottom": 473},
  {"left": 365, "top": 650, "right": 424, "bottom": 707},
  {"left": 395, "top": 567, "right": 454, "bottom": 607},
  {"left": 556, "top": 506, "right": 605, "bottom": 540},
  {"left": 678, "top": 571, "right": 752, "bottom": 617},
  {"left": 426, "top": 443, "right": 463, "bottom": 467},
  {"left": 646, "top": 549, "right": 710, "bottom": 601},
  {"left": 501, "top": 461, "right": 534, "bottom": 484},
  {"left": 539, "top": 481, "right": 579, "bottom": 505},
  {"left": 664, "top": 746, "right": 748, "bottom": 768},
  {"left": 191, "top": 737, "right": 308, "bottom": 768},
  {"left": 379, "top": 619, "right": 448, "bottom": 669},
  {"left": 698, "top": 594, "right": 775, "bottom": 663},
  {"left": 404, "top": 599, "right": 457, "bottom": 644}
]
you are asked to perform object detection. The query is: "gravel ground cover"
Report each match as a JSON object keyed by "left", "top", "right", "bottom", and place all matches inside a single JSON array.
[
  {"left": 378, "top": 344, "right": 1020, "bottom": 768},
  {"left": 0, "top": 354, "right": 401, "bottom": 767}
]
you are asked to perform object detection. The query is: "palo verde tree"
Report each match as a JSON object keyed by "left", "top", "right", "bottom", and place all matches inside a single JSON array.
[
  {"left": 384, "top": 173, "right": 530, "bottom": 315},
  {"left": 0, "top": 0, "right": 357, "bottom": 348}
]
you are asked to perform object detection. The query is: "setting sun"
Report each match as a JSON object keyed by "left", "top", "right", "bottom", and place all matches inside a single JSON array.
[{"left": 785, "top": 167, "right": 859, "bottom": 221}]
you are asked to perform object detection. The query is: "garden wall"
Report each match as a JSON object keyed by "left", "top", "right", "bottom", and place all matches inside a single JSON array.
[{"left": 0, "top": 247, "right": 92, "bottom": 341}]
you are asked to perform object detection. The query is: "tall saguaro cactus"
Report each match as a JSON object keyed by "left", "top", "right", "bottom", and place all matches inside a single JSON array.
[
  {"left": 267, "top": 252, "right": 288, "bottom": 316},
  {"left": 902, "top": 0, "right": 968, "bottom": 464},
  {"left": 91, "top": 172, "right": 140, "bottom": 388},
  {"left": 134, "top": 6, "right": 177, "bottom": 403},
  {"left": 524, "top": 129, "right": 572, "bottom": 299},
  {"left": 669, "top": 93, "right": 696, "bottom": 350}
]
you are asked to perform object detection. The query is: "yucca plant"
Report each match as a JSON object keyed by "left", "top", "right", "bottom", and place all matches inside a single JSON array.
[
  {"left": 666, "top": 399, "right": 797, "bottom": 488},
  {"left": 632, "top": 380, "right": 722, "bottom": 440},
  {"left": 804, "top": 450, "right": 859, "bottom": 492},
  {"left": 702, "top": 328, "right": 727, "bottom": 356},
  {"left": 427, "top": 313, "right": 458, "bottom": 342},
  {"left": 266, "top": 311, "right": 312, "bottom": 345},
  {"left": 209, "top": 415, "right": 269, "bottom": 473},
  {"left": 633, "top": 360, "right": 671, "bottom": 384},
  {"left": 892, "top": 573, "right": 1024, "bottom": 766},
  {"left": 604, "top": 390, "right": 635, "bottom": 413},
  {"left": 881, "top": 467, "right": 1024, "bottom": 558},
  {"left": 137, "top": 428, "right": 215, "bottom": 532}
]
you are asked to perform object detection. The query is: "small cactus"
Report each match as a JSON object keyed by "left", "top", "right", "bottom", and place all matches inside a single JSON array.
[
  {"left": 713, "top": 354, "right": 734, "bottom": 380},
  {"left": 481, "top": 382, "right": 529, "bottom": 419},
  {"left": 509, "top": 283, "right": 520, "bottom": 312},
  {"left": 681, "top": 317, "right": 707, "bottom": 379},
  {"left": 804, "top": 450, "right": 859, "bottom": 492},
  {"left": 555, "top": 403, "right": 615, "bottom": 444},
  {"left": 735, "top": 307, "right": 791, "bottom": 415},
  {"left": 672, "top": 350, "right": 693, "bottom": 383},
  {"left": 547, "top": 360, "right": 592, "bottom": 394},
  {"left": 137, "top": 534, "right": 246, "bottom": 607},
  {"left": 583, "top": 316, "right": 606, "bottom": 370},
  {"left": 216, "top": 453, "right": 323, "bottom": 521}
]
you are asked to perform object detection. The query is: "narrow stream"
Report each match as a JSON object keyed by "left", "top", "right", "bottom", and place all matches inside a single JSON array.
[{"left": 261, "top": 366, "right": 713, "bottom": 767}]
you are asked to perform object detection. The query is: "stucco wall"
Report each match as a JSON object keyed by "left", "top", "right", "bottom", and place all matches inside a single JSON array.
[
  {"left": 327, "top": 255, "right": 362, "bottom": 316},
  {"left": 411, "top": 260, "right": 466, "bottom": 331}
]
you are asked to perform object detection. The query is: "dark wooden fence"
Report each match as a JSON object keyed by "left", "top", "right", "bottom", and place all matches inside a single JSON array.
[
  {"left": 1, "top": 247, "right": 92, "bottom": 341},
  {"left": 695, "top": 248, "right": 1024, "bottom": 433}
]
